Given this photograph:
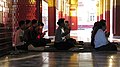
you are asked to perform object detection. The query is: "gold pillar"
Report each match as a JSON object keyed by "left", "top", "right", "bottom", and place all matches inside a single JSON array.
[{"left": 100, "top": 0, "right": 104, "bottom": 19}]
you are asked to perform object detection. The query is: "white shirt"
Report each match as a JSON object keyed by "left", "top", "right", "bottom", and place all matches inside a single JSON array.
[
  {"left": 94, "top": 29, "right": 108, "bottom": 48},
  {"left": 55, "top": 27, "right": 65, "bottom": 42},
  {"left": 14, "top": 29, "right": 24, "bottom": 46}
]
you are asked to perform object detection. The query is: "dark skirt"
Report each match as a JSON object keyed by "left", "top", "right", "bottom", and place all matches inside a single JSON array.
[{"left": 95, "top": 43, "right": 117, "bottom": 51}]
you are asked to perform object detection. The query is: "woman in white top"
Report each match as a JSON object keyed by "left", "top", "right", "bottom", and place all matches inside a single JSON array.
[{"left": 93, "top": 19, "right": 117, "bottom": 51}]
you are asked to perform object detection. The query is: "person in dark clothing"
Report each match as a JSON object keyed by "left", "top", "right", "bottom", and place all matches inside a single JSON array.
[
  {"left": 25, "top": 20, "right": 31, "bottom": 29},
  {"left": 23, "top": 20, "right": 31, "bottom": 50},
  {"left": 91, "top": 21, "right": 100, "bottom": 48},
  {"left": 35, "top": 22, "right": 51, "bottom": 47},
  {"left": 54, "top": 18, "right": 75, "bottom": 50},
  {"left": 29, "top": 19, "right": 38, "bottom": 47}
]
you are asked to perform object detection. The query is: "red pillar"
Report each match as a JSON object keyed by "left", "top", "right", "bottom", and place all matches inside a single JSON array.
[
  {"left": 70, "top": 15, "right": 78, "bottom": 30},
  {"left": 48, "top": 0, "right": 56, "bottom": 36},
  {"left": 105, "top": 0, "right": 110, "bottom": 32},
  {"left": 69, "top": 0, "right": 78, "bottom": 30},
  {"left": 36, "top": 0, "right": 42, "bottom": 22},
  {"left": 114, "top": 0, "right": 120, "bottom": 36},
  {"left": 113, "top": 0, "right": 116, "bottom": 35},
  {"left": 59, "top": 11, "right": 63, "bottom": 18}
]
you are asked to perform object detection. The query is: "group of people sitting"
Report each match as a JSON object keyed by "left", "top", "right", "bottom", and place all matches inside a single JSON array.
[
  {"left": 14, "top": 18, "right": 118, "bottom": 51},
  {"left": 91, "top": 19, "right": 117, "bottom": 51},
  {"left": 14, "top": 19, "right": 51, "bottom": 50}
]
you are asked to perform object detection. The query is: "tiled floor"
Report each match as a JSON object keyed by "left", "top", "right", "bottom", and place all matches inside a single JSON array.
[
  {"left": 1, "top": 30, "right": 120, "bottom": 67},
  {"left": 0, "top": 51, "right": 120, "bottom": 67}
]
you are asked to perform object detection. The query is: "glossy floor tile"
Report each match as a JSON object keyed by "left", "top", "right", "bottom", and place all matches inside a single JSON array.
[{"left": 0, "top": 51, "right": 120, "bottom": 67}]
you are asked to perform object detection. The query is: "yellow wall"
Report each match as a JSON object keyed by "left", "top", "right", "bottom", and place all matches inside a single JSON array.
[
  {"left": 100, "top": 0, "right": 104, "bottom": 15},
  {"left": 48, "top": 0, "right": 56, "bottom": 7},
  {"left": 106, "top": 0, "right": 110, "bottom": 11},
  {"left": 96, "top": 0, "right": 100, "bottom": 17},
  {"left": 70, "top": 0, "right": 78, "bottom": 16}
]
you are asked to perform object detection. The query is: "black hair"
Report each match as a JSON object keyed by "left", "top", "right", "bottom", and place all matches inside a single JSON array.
[
  {"left": 93, "top": 21, "right": 100, "bottom": 30},
  {"left": 26, "top": 20, "right": 31, "bottom": 25},
  {"left": 19, "top": 20, "right": 25, "bottom": 27},
  {"left": 38, "top": 21, "right": 44, "bottom": 26},
  {"left": 100, "top": 19, "right": 106, "bottom": 23},
  {"left": 31, "top": 19, "right": 37, "bottom": 25},
  {"left": 91, "top": 20, "right": 106, "bottom": 48},
  {"left": 100, "top": 19, "right": 106, "bottom": 27},
  {"left": 57, "top": 18, "right": 65, "bottom": 26},
  {"left": 65, "top": 21, "right": 69, "bottom": 23}
]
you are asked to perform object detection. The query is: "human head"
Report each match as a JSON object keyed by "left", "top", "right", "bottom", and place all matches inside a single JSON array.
[
  {"left": 18, "top": 20, "right": 25, "bottom": 30},
  {"left": 99, "top": 19, "right": 106, "bottom": 31},
  {"left": 31, "top": 19, "right": 38, "bottom": 27},
  {"left": 65, "top": 21, "right": 68, "bottom": 23},
  {"left": 38, "top": 21, "right": 44, "bottom": 29},
  {"left": 65, "top": 21, "right": 69, "bottom": 25},
  {"left": 25, "top": 20, "right": 31, "bottom": 28},
  {"left": 57, "top": 18, "right": 65, "bottom": 27},
  {"left": 38, "top": 21, "right": 44, "bottom": 26},
  {"left": 93, "top": 21, "right": 100, "bottom": 30}
]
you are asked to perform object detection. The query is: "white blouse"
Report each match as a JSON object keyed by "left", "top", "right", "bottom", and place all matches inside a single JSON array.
[{"left": 94, "top": 29, "right": 109, "bottom": 48}]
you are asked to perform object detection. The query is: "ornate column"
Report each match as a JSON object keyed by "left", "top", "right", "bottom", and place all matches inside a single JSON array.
[
  {"left": 100, "top": 0, "right": 104, "bottom": 19},
  {"left": 105, "top": 0, "right": 110, "bottom": 32},
  {"left": 114, "top": 0, "right": 120, "bottom": 36},
  {"left": 48, "top": 0, "right": 56, "bottom": 36},
  {"left": 69, "top": 0, "right": 78, "bottom": 30}
]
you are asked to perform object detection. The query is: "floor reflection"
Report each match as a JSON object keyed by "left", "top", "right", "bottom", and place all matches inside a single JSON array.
[{"left": 0, "top": 52, "right": 120, "bottom": 67}]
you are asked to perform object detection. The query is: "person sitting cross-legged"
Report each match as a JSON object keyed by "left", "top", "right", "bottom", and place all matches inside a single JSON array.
[
  {"left": 54, "top": 18, "right": 75, "bottom": 50},
  {"left": 92, "top": 19, "right": 117, "bottom": 51}
]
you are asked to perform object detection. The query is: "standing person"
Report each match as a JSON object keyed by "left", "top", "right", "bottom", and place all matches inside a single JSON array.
[{"left": 93, "top": 19, "right": 117, "bottom": 51}]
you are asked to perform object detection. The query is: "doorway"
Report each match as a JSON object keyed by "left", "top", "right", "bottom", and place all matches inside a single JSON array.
[{"left": 70, "top": 0, "right": 97, "bottom": 42}]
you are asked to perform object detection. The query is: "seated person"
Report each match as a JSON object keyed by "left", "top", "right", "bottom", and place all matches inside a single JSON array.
[
  {"left": 92, "top": 19, "right": 117, "bottom": 51},
  {"left": 23, "top": 20, "right": 32, "bottom": 50},
  {"left": 27, "top": 19, "right": 38, "bottom": 47},
  {"left": 91, "top": 21, "right": 100, "bottom": 48},
  {"left": 36, "top": 22, "right": 51, "bottom": 47},
  {"left": 64, "top": 21, "right": 71, "bottom": 39},
  {"left": 54, "top": 18, "right": 75, "bottom": 50},
  {"left": 26, "top": 20, "right": 51, "bottom": 49},
  {"left": 14, "top": 20, "right": 26, "bottom": 49}
]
